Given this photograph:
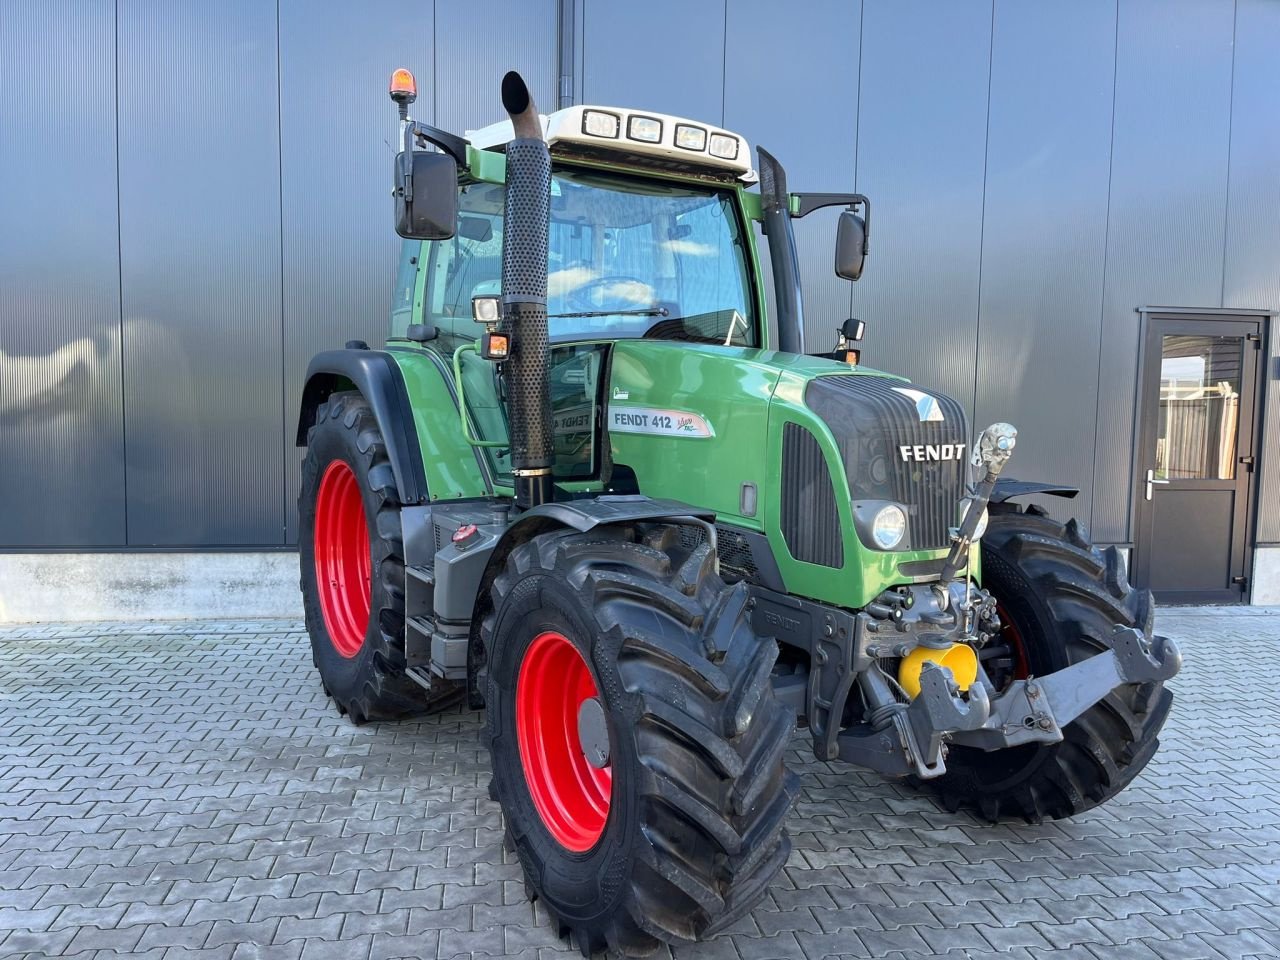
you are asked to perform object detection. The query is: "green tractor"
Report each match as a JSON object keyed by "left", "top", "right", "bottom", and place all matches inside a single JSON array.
[{"left": 296, "top": 69, "right": 1180, "bottom": 956}]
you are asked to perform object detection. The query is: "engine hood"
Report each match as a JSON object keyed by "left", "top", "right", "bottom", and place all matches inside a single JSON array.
[{"left": 605, "top": 340, "right": 973, "bottom": 609}]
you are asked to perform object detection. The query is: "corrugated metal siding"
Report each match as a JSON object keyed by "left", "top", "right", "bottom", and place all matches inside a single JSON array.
[
  {"left": 973, "top": 0, "right": 1116, "bottom": 527},
  {"left": 849, "top": 0, "right": 993, "bottom": 420},
  {"left": 1222, "top": 0, "right": 1280, "bottom": 543},
  {"left": 437, "top": 0, "right": 558, "bottom": 137},
  {"left": 1090, "top": 0, "right": 1235, "bottom": 544},
  {"left": 279, "top": 4, "right": 435, "bottom": 545},
  {"left": 581, "top": 0, "right": 725, "bottom": 124},
  {"left": 723, "top": 0, "right": 861, "bottom": 356},
  {"left": 0, "top": 0, "right": 126, "bottom": 547},
  {"left": 118, "top": 0, "right": 284, "bottom": 546}
]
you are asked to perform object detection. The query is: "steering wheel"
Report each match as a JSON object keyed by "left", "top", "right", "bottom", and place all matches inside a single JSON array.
[{"left": 567, "top": 275, "right": 651, "bottom": 312}]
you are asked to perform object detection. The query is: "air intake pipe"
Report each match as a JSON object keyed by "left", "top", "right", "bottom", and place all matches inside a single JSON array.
[{"left": 499, "top": 71, "right": 554, "bottom": 509}]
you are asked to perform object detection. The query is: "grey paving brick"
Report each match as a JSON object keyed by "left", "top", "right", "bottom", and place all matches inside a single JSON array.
[{"left": 0, "top": 610, "right": 1275, "bottom": 960}]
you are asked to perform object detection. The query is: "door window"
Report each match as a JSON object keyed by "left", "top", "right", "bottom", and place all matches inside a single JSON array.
[{"left": 1155, "top": 335, "right": 1242, "bottom": 481}]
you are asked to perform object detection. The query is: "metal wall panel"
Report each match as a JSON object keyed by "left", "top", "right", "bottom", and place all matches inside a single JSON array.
[
  {"left": 279, "top": 2, "right": 435, "bottom": 545},
  {"left": 849, "top": 0, "right": 993, "bottom": 419},
  {"left": 581, "top": 0, "right": 725, "bottom": 123},
  {"left": 1222, "top": 0, "right": 1280, "bottom": 544},
  {"left": 723, "top": 0, "right": 861, "bottom": 354},
  {"left": 1090, "top": 0, "right": 1234, "bottom": 543},
  {"left": 118, "top": 0, "right": 284, "bottom": 545},
  {"left": 0, "top": 0, "right": 126, "bottom": 547},
  {"left": 436, "top": 0, "right": 558, "bottom": 135},
  {"left": 974, "top": 0, "right": 1116, "bottom": 523}
]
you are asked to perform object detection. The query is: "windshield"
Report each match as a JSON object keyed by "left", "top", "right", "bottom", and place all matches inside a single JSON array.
[{"left": 406, "top": 167, "right": 758, "bottom": 347}]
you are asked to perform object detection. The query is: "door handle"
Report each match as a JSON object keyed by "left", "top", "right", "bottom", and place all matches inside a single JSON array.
[{"left": 1145, "top": 468, "right": 1169, "bottom": 501}]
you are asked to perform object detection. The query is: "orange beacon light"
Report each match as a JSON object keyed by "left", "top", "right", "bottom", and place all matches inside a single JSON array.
[{"left": 389, "top": 68, "right": 417, "bottom": 119}]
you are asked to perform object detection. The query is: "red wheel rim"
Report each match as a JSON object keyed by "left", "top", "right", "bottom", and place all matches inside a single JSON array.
[
  {"left": 313, "top": 460, "right": 371, "bottom": 658},
  {"left": 515, "top": 631, "right": 612, "bottom": 851},
  {"left": 997, "top": 601, "right": 1032, "bottom": 681}
]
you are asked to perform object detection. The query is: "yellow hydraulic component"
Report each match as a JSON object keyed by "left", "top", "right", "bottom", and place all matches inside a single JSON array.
[{"left": 897, "top": 642, "right": 979, "bottom": 699}]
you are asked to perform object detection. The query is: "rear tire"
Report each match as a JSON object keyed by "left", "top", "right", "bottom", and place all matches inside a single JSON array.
[
  {"left": 482, "top": 524, "right": 798, "bottom": 956},
  {"left": 923, "top": 504, "right": 1174, "bottom": 822},
  {"left": 299, "top": 391, "right": 430, "bottom": 723}
]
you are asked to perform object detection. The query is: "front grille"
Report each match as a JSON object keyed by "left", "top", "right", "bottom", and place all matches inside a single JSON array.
[{"left": 805, "top": 376, "right": 968, "bottom": 551}]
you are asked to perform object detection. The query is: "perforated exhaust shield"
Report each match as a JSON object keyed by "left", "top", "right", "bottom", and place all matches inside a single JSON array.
[{"left": 500, "top": 72, "right": 554, "bottom": 508}]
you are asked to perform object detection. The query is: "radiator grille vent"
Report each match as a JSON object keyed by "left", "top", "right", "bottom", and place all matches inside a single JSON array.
[{"left": 780, "top": 422, "right": 844, "bottom": 567}]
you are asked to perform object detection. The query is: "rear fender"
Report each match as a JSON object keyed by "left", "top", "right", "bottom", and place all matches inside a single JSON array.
[{"left": 297, "top": 349, "right": 428, "bottom": 504}]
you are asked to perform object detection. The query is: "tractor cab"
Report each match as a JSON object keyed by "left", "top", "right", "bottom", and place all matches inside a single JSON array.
[{"left": 389, "top": 105, "right": 773, "bottom": 488}]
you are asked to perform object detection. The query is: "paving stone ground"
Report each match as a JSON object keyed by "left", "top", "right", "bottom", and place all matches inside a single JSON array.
[{"left": 0, "top": 607, "right": 1277, "bottom": 960}]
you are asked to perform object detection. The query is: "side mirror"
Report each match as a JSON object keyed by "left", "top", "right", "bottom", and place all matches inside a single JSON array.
[
  {"left": 394, "top": 151, "right": 458, "bottom": 240},
  {"left": 835, "top": 209, "right": 867, "bottom": 281}
]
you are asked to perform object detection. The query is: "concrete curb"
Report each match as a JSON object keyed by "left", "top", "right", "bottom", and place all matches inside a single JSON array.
[{"left": 0, "top": 552, "right": 304, "bottom": 623}]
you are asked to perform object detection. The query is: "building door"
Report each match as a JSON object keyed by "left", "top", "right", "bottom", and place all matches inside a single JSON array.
[{"left": 1133, "top": 315, "right": 1263, "bottom": 604}]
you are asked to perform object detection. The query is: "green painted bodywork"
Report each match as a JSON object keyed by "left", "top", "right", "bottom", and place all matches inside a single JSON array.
[
  {"left": 386, "top": 347, "right": 491, "bottom": 500},
  {"left": 607, "top": 341, "right": 977, "bottom": 609},
  {"left": 381, "top": 149, "right": 979, "bottom": 612}
]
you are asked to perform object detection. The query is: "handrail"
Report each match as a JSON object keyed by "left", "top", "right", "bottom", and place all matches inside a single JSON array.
[{"left": 451, "top": 342, "right": 510, "bottom": 449}]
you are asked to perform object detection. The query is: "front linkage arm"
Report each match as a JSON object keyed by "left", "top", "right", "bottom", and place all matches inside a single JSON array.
[
  {"left": 834, "top": 621, "right": 1181, "bottom": 781},
  {"left": 950, "top": 626, "right": 1181, "bottom": 752}
]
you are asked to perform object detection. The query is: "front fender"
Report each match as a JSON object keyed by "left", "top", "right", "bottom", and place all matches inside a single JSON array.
[
  {"left": 990, "top": 478, "right": 1080, "bottom": 504},
  {"left": 465, "top": 496, "right": 715, "bottom": 707}
]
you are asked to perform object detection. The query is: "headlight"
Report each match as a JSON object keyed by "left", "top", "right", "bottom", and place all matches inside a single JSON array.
[
  {"left": 959, "top": 499, "right": 989, "bottom": 540},
  {"left": 871, "top": 504, "right": 907, "bottom": 550}
]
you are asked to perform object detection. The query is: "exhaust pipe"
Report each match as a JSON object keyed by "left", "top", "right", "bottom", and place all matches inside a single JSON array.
[{"left": 499, "top": 71, "right": 554, "bottom": 509}]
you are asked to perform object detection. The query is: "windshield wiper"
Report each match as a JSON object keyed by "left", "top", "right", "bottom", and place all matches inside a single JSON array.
[{"left": 548, "top": 307, "right": 669, "bottom": 319}]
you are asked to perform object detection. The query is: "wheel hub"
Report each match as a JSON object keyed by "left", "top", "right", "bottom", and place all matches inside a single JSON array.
[
  {"left": 515, "top": 631, "right": 612, "bottom": 851},
  {"left": 313, "top": 460, "right": 371, "bottom": 659},
  {"left": 577, "top": 698, "right": 610, "bottom": 769}
]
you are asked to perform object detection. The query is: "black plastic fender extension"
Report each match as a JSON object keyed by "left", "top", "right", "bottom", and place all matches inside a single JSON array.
[
  {"left": 990, "top": 478, "right": 1080, "bottom": 503},
  {"left": 296, "top": 349, "right": 429, "bottom": 505},
  {"left": 464, "top": 496, "right": 716, "bottom": 708}
]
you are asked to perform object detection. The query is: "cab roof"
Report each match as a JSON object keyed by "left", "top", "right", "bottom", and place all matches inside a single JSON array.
[{"left": 466, "top": 104, "right": 756, "bottom": 184}]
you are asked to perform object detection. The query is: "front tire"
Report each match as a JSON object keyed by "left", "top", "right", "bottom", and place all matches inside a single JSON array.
[
  {"left": 299, "top": 391, "right": 427, "bottom": 723},
  {"left": 483, "top": 525, "right": 798, "bottom": 956},
  {"left": 925, "top": 504, "right": 1175, "bottom": 822}
]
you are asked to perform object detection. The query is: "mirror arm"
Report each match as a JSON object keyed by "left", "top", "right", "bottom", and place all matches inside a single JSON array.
[
  {"left": 793, "top": 192, "right": 871, "bottom": 253},
  {"left": 403, "top": 120, "right": 470, "bottom": 167}
]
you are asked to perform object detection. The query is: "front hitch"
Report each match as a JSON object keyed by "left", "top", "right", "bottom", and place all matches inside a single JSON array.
[
  {"left": 836, "top": 625, "right": 1181, "bottom": 780},
  {"left": 949, "top": 627, "right": 1182, "bottom": 753}
]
